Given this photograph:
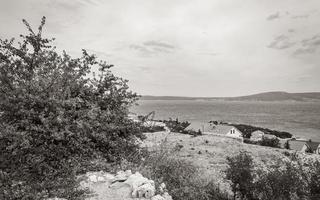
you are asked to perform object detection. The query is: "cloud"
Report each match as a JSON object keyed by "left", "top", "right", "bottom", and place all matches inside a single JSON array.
[
  {"left": 129, "top": 44, "right": 153, "bottom": 55},
  {"left": 129, "top": 40, "right": 175, "bottom": 55},
  {"left": 267, "top": 35, "right": 296, "bottom": 50},
  {"left": 291, "top": 14, "right": 309, "bottom": 19},
  {"left": 294, "top": 34, "right": 320, "bottom": 55},
  {"left": 288, "top": 29, "right": 295, "bottom": 33},
  {"left": 143, "top": 41, "right": 175, "bottom": 49},
  {"left": 198, "top": 52, "right": 219, "bottom": 56},
  {"left": 267, "top": 12, "right": 280, "bottom": 21}
]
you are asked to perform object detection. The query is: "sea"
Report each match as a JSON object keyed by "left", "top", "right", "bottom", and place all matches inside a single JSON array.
[{"left": 130, "top": 100, "right": 320, "bottom": 141}]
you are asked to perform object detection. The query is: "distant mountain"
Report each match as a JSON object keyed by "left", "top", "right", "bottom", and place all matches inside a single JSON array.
[
  {"left": 140, "top": 92, "right": 320, "bottom": 101},
  {"left": 140, "top": 95, "right": 198, "bottom": 100},
  {"left": 227, "top": 92, "right": 320, "bottom": 101}
]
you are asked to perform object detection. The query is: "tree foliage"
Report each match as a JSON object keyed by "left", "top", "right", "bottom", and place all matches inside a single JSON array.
[
  {"left": 226, "top": 152, "right": 320, "bottom": 200},
  {"left": 0, "top": 17, "right": 142, "bottom": 199},
  {"left": 259, "top": 136, "right": 280, "bottom": 148},
  {"left": 225, "top": 151, "right": 255, "bottom": 200}
]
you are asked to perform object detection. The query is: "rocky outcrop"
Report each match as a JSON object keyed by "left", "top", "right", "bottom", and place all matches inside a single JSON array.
[{"left": 79, "top": 170, "right": 172, "bottom": 200}]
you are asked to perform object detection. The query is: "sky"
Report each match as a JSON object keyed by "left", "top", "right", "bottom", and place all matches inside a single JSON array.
[{"left": 1, "top": 0, "right": 320, "bottom": 97}]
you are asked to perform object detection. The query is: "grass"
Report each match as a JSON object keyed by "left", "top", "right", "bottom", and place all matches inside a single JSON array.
[{"left": 140, "top": 131, "right": 320, "bottom": 194}]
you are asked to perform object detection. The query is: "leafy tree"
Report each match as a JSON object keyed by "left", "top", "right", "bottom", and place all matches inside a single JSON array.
[
  {"left": 254, "top": 161, "right": 308, "bottom": 200},
  {"left": 0, "top": 17, "right": 142, "bottom": 199},
  {"left": 284, "top": 140, "right": 290, "bottom": 149},
  {"left": 309, "top": 161, "right": 320, "bottom": 200},
  {"left": 225, "top": 152, "right": 255, "bottom": 200}
]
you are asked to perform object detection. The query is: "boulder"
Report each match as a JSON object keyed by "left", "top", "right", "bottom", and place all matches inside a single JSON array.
[{"left": 79, "top": 170, "right": 172, "bottom": 200}]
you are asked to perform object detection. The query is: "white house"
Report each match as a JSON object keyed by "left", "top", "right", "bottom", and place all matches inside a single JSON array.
[
  {"left": 208, "top": 125, "right": 244, "bottom": 142},
  {"left": 250, "top": 130, "right": 265, "bottom": 141},
  {"left": 225, "top": 126, "right": 243, "bottom": 139}
]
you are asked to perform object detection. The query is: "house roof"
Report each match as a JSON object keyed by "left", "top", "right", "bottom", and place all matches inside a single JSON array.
[
  {"left": 305, "top": 141, "right": 320, "bottom": 151},
  {"left": 289, "top": 140, "right": 306, "bottom": 151},
  {"left": 211, "top": 125, "right": 237, "bottom": 134}
]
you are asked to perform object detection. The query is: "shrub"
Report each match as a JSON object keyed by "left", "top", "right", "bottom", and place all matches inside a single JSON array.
[
  {"left": 140, "top": 125, "right": 165, "bottom": 133},
  {"left": 254, "top": 161, "right": 308, "bottom": 200},
  {"left": 309, "top": 161, "right": 320, "bottom": 199},
  {"left": 225, "top": 151, "right": 255, "bottom": 200},
  {"left": 0, "top": 17, "right": 142, "bottom": 199},
  {"left": 259, "top": 137, "right": 280, "bottom": 148},
  {"left": 162, "top": 118, "right": 191, "bottom": 133},
  {"left": 144, "top": 151, "right": 229, "bottom": 200},
  {"left": 160, "top": 118, "right": 202, "bottom": 136}
]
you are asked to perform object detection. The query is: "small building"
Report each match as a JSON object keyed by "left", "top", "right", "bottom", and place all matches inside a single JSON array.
[
  {"left": 225, "top": 126, "right": 244, "bottom": 139},
  {"left": 289, "top": 140, "right": 307, "bottom": 151},
  {"left": 263, "top": 133, "right": 277, "bottom": 140},
  {"left": 211, "top": 125, "right": 244, "bottom": 142},
  {"left": 250, "top": 130, "right": 265, "bottom": 141},
  {"left": 301, "top": 141, "right": 320, "bottom": 154}
]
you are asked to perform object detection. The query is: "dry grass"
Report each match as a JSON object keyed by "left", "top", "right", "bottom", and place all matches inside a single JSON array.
[{"left": 141, "top": 131, "right": 320, "bottom": 193}]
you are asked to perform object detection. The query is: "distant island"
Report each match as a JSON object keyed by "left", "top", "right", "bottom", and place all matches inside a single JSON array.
[{"left": 141, "top": 91, "right": 320, "bottom": 102}]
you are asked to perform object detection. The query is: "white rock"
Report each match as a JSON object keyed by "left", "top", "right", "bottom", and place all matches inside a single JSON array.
[
  {"left": 79, "top": 170, "right": 171, "bottom": 200},
  {"left": 162, "top": 192, "right": 173, "bottom": 200},
  {"left": 88, "top": 174, "right": 98, "bottom": 182},
  {"left": 159, "top": 183, "right": 166, "bottom": 193},
  {"left": 134, "top": 182, "right": 155, "bottom": 198},
  {"left": 97, "top": 176, "right": 105, "bottom": 182},
  {"left": 151, "top": 195, "right": 166, "bottom": 200}
]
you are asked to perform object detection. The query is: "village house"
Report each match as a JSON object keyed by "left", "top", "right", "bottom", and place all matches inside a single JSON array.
[
  {"left": 210, "top": 124, "right": 244, "bottom": 142},
  {"left": 250, "top": 130, "right": 265, "bottom": 141},
  {"left": 288, "top": 140, "right": 320, "bottom": 154},
  {"left": 301, "top": 140, "right": 320, "bottom": 154},
  {"left": 250, "top": 130, "right": 278, "bottom": 142}
]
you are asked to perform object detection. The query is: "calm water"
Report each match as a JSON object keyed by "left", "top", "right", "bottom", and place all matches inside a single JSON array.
[{"left": 130, "top": 100, "right": 320, "bottom": 141}]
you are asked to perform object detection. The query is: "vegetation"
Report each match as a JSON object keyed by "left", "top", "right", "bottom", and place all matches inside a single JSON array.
[
  {"left": 226, "top": 152, "right": 320, "bottom": 200},
  {"left": 160, "top": 118, "right": 202, "bottom": 136},
  {"left": 225, "top": 152, "right": 255, "bottom": 200},
  {"left": 259, "top": 136, "right": 280, "bottom": 148},
  {"left": 140, "top": 125, "right": 166, "bottom": 133},
  {"left": 0, "top": 17, "right": 143, "bottom": 199},
  {"left": 244, "top": 136, "right": 280, "bottom": 148},
  {"left": 131, "top": 147, "right": 230, "bottom": 200}
]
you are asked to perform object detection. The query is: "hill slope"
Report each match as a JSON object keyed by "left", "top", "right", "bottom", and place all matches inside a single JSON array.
[
  {"left": 227, "top": 91, "right": 320, "bottom": 101},
  {"left": 141, "top": 92, "right": 320, "bottom": 101}
]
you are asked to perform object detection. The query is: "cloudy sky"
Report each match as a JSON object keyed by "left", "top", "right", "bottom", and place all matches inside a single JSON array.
[{"left": 1, "top": 0, "right": 320, "bottom": 97}]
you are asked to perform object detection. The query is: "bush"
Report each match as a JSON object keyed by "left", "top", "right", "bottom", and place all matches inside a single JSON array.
[
  {"left": 309, "top": 161, "right": 320, "bottom": 199},
  {"left": 0, "top": 17, "right": 142, "bottom": 199},
  {"left": 254, "top": 161, "right": 308, "bottom": 200},
  {"left": 125, "top": 146, "right": 230, "bottom": 200},
  {"left": 140, "top": 125, "right": 165, "bottom": 133},
  {"left": 259, "top": 137, "right": 280, "bottom": 148},
  {"left": 160, "top": 118, "right": 202, "bottom": 136},
  {"left": 162, "top": 118, "right": 191, "bottom": 133},
  {"left": 225, "top": 151, "right": 255, "bottom": 200},
  {"left": 225, "top": 152, "right": 320, "bottom": 200}
]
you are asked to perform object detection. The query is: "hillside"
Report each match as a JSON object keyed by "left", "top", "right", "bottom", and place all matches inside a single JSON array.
[
  {"left": 141, "top": 92, "right": 320, "bottom": 101},
  {"left": 142, "top": 131, "right": 320, "bottom": 194},
  {"left": 227, "top": 91, "right": 320, "bottom": 101}
]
